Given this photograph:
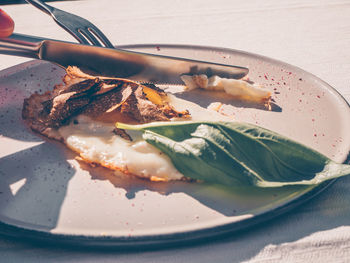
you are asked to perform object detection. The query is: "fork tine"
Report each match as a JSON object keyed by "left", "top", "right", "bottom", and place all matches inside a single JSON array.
[
  {"left": 78, "top": 28, "right": 104, "bottom": 47},
  {"left": 72, "top": 32, "right": 91, "bottom": 46},
  {"left": 88, "top": 27, "right": 114, "bottom": 48}
]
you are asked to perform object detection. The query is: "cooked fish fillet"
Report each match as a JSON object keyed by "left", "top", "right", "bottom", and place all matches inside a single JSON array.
[
  {"left": 22, "top": 66, "right": 189, "bottom": 140},
  {"left": 23, "top": 67, "right": 231, "bottom": 181}
]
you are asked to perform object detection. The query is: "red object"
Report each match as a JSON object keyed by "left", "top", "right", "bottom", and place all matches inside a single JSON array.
[{"left": 0, "top": 9, "right": 14, "bottom": 38}]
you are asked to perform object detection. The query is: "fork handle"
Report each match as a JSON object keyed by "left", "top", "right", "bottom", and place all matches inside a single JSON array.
[
  {"left": 0, "top": 34, "right": 41, "bottom": 59},
  {"left": 25, "top": 0, "right": 54, "bottom": 16}
]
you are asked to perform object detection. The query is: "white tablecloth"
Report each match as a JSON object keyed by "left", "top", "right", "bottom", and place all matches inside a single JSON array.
[{"left": 1, "top": 0, "right": 350, "bottom": 262}]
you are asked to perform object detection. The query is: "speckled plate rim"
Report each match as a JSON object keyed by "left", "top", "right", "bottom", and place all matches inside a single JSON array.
[{"left": 0, "top": 43, "right": 348, "bottom": 248}]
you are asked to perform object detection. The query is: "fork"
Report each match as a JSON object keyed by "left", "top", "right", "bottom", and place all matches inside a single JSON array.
[{"left": 25, "top": 0, "right": 114, "bottom": 48}]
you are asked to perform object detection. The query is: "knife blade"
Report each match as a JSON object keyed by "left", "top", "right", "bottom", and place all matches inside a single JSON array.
[{"left": 0, "top": 33, "right": 249, "bottom": 84}]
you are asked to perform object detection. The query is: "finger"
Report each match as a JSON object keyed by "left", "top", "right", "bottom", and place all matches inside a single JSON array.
[{"left": 0, "top": 9, "right": 14, "bottom": 38}]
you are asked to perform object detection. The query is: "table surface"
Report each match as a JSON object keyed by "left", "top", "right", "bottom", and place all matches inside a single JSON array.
[{"left": 1, "top": 0, "right": 350, "bottom": 262}]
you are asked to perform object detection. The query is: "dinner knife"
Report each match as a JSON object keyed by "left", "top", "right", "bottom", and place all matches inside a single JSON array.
[{"left": 0, "top": 33, "right": 248, "bottom": 84}]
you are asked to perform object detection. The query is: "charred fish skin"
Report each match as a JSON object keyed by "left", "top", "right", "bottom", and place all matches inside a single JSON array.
[{"left": 22, "top": 66, "right": 190, "bottom": 138}]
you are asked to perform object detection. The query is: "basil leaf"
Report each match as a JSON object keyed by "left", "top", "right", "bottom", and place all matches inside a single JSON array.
[{"left": 117, "top": 121, "right": 350, "bottom": 187}]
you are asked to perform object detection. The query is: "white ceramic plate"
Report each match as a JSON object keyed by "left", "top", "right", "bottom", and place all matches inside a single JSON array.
[{"left": 0, "top": 45, "right": 349, "bottom": 247}]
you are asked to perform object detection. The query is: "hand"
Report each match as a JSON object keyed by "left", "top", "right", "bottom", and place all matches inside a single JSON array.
[{"left": 0, "top": 9, "right": 14, "bottom": 38}]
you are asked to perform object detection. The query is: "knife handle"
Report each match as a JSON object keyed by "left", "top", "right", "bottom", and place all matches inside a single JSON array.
[{"left": 0, "top": 33, "right": 41, "bottom": 59}]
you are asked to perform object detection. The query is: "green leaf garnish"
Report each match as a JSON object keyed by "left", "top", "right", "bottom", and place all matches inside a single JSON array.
[{"left": 116, "top": 121, "right": 350, "bottom": 188}]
